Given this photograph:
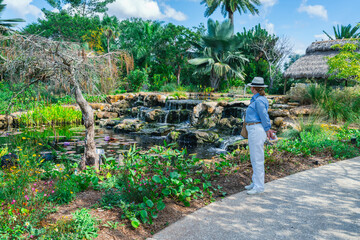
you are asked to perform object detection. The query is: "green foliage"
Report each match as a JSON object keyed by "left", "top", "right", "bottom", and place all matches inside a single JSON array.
[
  {"left": 19, "top": 105, "right": 82, "bottom": 126},
  {"left": 201, "top": 0, "right": 261, "bottom": 24},
  {"left": 46, "top": 0, "right": 115, "bottom": 16},
  {"left": 189, "top": 19, "right": 248, "bottom": 90},
  {"left": 43, "top": 208, "right": 99, "bottom": 239},
  {"left": 99, "top": 144, "right": 232, "bottom": 228},
  {"left": 284, "top": 54, "right": 302, "bottom": 71},
  {"left": 126, "top": 69, "right": 149, "bottom": 92},
  {"left": 305, "top": 85, "right": 360, "bottom": 123},
  {"left": 327, "top": 42, "right": 360, "bottom": 83},
  {"left": 323, "top": 23, "right": 360, "bottom": 40},
  {"left": 278, "top": 126, "right": 360, "bottom": 159},
  {"left": 160, "top": 83, "right": 177, "bottom": 93},
  {"left": 23, "top": 10, "right": 101, "bottom": 42},
  {"left": 117, "top": 19, "right": 203, "bottom": 88}
]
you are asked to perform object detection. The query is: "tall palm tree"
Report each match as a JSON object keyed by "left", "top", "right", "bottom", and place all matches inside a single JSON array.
[
  {"left": 189, "top": 19, "right": 248, "bottom": 90},
  {"left": 0, "top": 0, "right": 24, "bottom": 30},
  {"left": 201, "top": 0, "right": 261, "bottom": 25},
  {"left": 323, "top": 24, "right": 360, "bottom": 40}
]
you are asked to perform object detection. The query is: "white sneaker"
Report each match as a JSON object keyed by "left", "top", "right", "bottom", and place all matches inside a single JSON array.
[
  {"left": 247, "top": 188, "right": 264, "bottom": 195},
  {"left": 245, "top": 183, "right": 254, "bottom": 190}
]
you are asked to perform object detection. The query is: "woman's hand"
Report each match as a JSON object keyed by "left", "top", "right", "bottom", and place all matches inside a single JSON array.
[{"left": 266, "top": 129, "right": 277, "bottom": 140}]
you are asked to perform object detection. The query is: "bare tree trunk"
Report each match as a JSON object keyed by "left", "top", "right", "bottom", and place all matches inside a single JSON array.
[
  {"left": 176, "top": 65, "right": 181, "bottom": 86},
  {"left": 283, "top": 78, "right": 287, "bottom": 95},
  {"left": 228, "top": 11, "right": 234, "bottom": 26},
  {"left": 268, "top": 62, "right": 274, "bottom": 91},
  {"left": 70, "top": 75, "right": 98, "bottom": 170},
  {"left": 210, "top": 70, "right": 220, "bottom": 90}
]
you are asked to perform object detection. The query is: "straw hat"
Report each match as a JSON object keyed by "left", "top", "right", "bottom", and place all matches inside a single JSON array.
[{"left": 247, "top": 77, "right": 268, "bottom": 87}]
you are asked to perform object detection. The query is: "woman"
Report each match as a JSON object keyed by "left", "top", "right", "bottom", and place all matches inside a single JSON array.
[{"left": 244, "top": 77, "right": 276, "bottom": 195}]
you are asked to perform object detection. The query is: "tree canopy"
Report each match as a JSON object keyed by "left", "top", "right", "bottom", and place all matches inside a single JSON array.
[{"left": 201, "top": 0, "right": 261, "bottom": 25}]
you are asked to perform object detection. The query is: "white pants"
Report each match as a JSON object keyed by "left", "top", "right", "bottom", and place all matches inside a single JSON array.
[{"left": 246, "top": 124, "right": 267, "bottom": 192}]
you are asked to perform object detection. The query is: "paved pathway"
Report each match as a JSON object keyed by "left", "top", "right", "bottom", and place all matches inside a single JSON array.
[{"left": 149, "top": 157, "right": 360, "bottom": 240}]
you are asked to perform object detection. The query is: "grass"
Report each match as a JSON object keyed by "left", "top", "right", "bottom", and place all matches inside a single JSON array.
[
  {"left": 19, "top": 105, "right": 82, "bottom": 126},
  {"left": 290, "top": 84, "right": 360, "bottom": 124}
]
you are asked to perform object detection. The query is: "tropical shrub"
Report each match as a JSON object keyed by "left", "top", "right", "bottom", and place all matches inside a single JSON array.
[
  {"left": 278, "top": 125, "right": 360, "bottom": 159},
  {"left": 126, "top": 69, "right": 149, "bottom": 92}
]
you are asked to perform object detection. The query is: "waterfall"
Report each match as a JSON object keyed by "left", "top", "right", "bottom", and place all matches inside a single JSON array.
[
  {"left": 220, "top": 135, "right": 244, "bottom": 150},
  {"left": 163, "top": 110, "right": 170, "bottom": 124}
]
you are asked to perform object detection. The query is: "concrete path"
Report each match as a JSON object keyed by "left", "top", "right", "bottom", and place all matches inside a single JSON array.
[{"left": 150, "top": 157, "right": 360, "bottom": 240}]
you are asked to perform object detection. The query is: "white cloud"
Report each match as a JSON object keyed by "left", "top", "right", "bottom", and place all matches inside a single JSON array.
[
  {"left": 314, "top": 33, "right": 333, "bottom": 41},
  {"left": 298, "top": 0, "right": 328, "bottom": 21},
  {"left": 264, "top": 20, "right": 275, "bottom": 34},
  {"left": 107, "top": 0, "right": 187, "bottom": 21},
  {"left": 4, "top": 0, "right": 42, "bottom": 18},
  {"left": 163, "top": 5, "right": 187, "bottom": 21},
  {"left": 260, "top": 0, "right": 278, "bottom": 8}
]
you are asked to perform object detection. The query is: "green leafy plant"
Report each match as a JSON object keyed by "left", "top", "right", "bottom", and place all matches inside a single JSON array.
[{"left": 126, "top": 69, "right": 149, "bottom": 92}]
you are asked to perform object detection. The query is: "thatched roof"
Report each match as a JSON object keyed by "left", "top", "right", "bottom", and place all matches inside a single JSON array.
[{"left": 284, "top": 39, "right": 359, "bottom": 79}]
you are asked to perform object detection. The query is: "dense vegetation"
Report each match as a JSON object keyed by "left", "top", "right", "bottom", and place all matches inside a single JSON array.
[
  {"left": 0, "top": 0, "right": 359, "bottom": 239},
  {"left": 0, "top": 123, "right": 359, "bottom": 238}
]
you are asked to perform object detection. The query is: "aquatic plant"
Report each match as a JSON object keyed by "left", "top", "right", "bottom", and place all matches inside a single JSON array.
[{"left": 20, "top": 105, "right": 82, "bottom": 126}]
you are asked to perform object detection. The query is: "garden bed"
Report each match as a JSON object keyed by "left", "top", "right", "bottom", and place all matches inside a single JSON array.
[
  {"left": 0, "top": 122, "right": 359, "bottom": 239},
  {"left": 46, "top": 151, "right": 335, "bottom": 240}
]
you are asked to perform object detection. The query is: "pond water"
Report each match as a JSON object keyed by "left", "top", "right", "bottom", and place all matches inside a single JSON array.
[{"left": 0, "top": 125, "right": 233, "bottom": 162}]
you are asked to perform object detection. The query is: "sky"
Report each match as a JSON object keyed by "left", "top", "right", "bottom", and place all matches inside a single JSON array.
[{"left": 2, "top": 0, "right": 360, "bottom": 55}]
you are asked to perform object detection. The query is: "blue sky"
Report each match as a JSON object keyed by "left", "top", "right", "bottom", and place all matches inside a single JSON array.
[{"left": 3, "top": 0, "right": 360, "bottom": 54}]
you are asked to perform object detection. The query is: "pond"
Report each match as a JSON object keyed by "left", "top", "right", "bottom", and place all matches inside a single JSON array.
[{"left": 0, "top": 124, "right": 235, "bottom": 164}]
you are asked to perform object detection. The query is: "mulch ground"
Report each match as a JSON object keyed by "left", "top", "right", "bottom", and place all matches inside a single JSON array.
[{"left": 45, "top": 151, "right": 337, "bottom": 240}]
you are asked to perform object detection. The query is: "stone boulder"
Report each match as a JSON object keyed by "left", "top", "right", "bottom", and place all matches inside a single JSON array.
[
  {"left": 273, "top": 117, "right": 284, "bottom": 127},
  {"left": 165, "top": 110, "right": 191, "bottom": 124},
  {"left": 111, "top": 100, "right": 130, "bottom": 114},
  {"left": 114, "top": 119, "right": 145, "bottom": 133},
  {"left": 139, "top": 125, "right": 175, "bottom": 136},
  {"left": 268, "top": 109, "right": 289, "bottom": 118},
  {"left": 177, "top": 130, "right": 219, "bottom": 146},
  {"left": 0, "top": 115, "right": 15, "bottom": 129},
  {"left": 218, "top": 117, "right": 242, "bottom": 134},
  {"left": 289, "top": 106, "right": 313, "bottom": 116},
  {"left": 99, "top": 119, "right": 121, "bottom": 128},
  {"left": 145, "top": 109, "right": 166, "bottom": 122},
  {"left": 191, "top": 102, "right": 223, "bottom": 128},
  {"left": 106, "top": 94, "right": 126, "bottom": 103},
  {"left": 226, "top": 139, "right": 249, "bottom": 152},
  {"left": 143, "top": 93, "right": 167, "bottom": 107},
  {"left": 96, "top": 111, "right": 118, "bottom": 119},
  {"left": 271, "top": 104, "right": 291, "bottom": 109},
  {"left": 89, "top": 103, "right": 111, "bottom": 111}
]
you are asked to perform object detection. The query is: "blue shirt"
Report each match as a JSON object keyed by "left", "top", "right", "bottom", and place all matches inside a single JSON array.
[{"left": 245, "top": 93, "right": 271, "bottom": 131}]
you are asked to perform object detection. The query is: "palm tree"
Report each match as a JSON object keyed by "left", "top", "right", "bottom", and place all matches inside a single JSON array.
[
  {"left": 323, "top": 24, "right": 360, "bottom": 40},
  {"left": 0, "top": 0, "right": 25, "bottom": 30},
  {"left": 189, "top": 19, "right": 248, "bottom": 90},
  {"left": 201, "top": 0, "right": 261, "bottom": 25}
]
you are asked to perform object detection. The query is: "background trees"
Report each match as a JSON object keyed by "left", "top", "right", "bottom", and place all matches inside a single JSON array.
[
  {"left": 327, "top": 42, "right": 360, "bottom": 84},
  {"left": 237, "top": 24, "right": 291, "bottom": 92},
  {"left": 45, "top": 0, "right": 115, "bottom": 16},
  {"left": 189, "top": 19, "right": 247, "bottom": 90}
]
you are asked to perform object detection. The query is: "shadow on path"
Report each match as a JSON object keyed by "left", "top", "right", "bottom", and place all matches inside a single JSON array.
[{"left": 150, "top": 157, "right": 360, "bottom": 240}]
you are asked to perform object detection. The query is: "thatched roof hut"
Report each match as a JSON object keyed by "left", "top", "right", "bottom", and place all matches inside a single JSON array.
[{"left": 283, "top": 39, "right": 359, "bottom": 93}]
